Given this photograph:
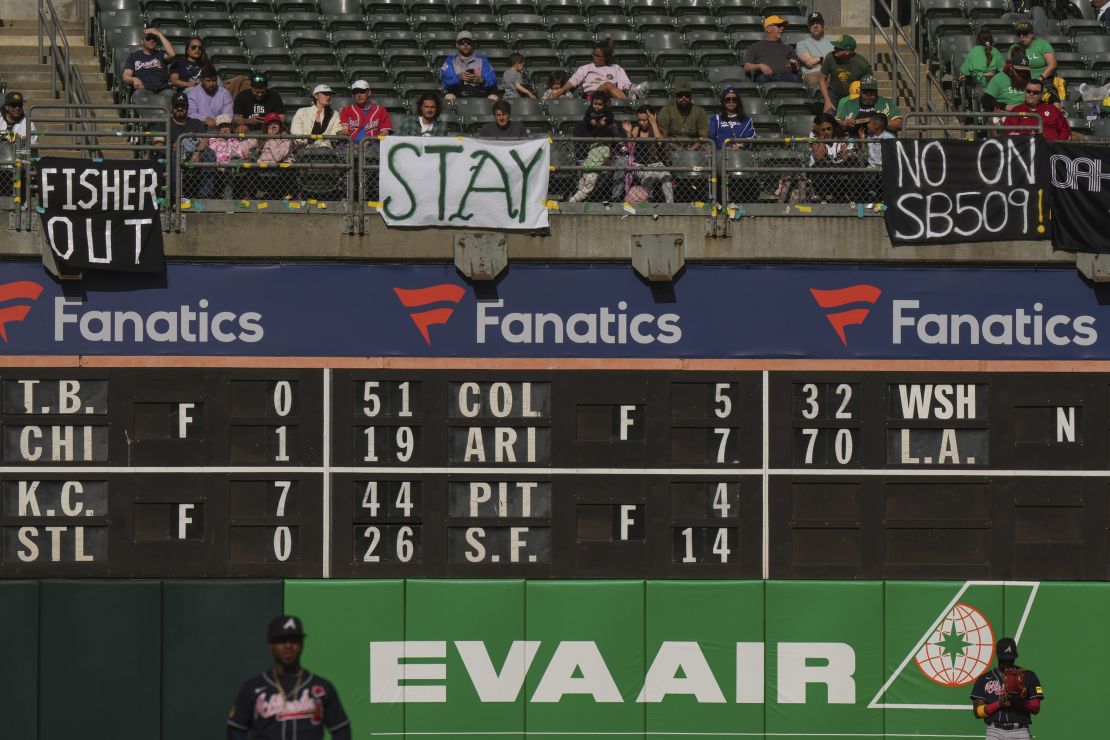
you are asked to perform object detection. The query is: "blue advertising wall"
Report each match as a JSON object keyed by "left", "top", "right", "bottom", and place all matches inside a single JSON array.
[{"left": 0, "top": 261, "right": 1104, "bottom": 359}]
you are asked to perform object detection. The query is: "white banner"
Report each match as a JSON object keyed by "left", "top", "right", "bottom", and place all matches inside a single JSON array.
[{"left": 378, "top": 136, "right": 550, "bottom": 229}]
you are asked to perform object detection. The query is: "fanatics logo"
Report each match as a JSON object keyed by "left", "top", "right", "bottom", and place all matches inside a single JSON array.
[
  {"left": 810, "top": 284, "right": 881, "bottom": 346},
  {"left": 0, "top": 281, "right": 43, "bottom": 343},
  {"left": 393, "top": 283, "right": 466, "bottom": 346}
]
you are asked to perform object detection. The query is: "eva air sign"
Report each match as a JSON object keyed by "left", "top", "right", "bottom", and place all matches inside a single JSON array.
[
  {"left": 288, "top": 580, "right": 1089, "bottom": 738},
  {"left": 377, "top": 137, "right": 550, "bottom": 230}
]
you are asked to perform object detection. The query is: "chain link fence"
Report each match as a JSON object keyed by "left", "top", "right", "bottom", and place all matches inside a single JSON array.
[
  {"left": 548, "top": 136, "right": 716, "bottom": 211},
  {"left": 721, "top": 138, "right": 886, "bottom": 207},
  {"left": 175, "top": 133, "right": 354, "bottom": 219},
  {"left": 0, "top": 140, "right": 30, "bottom": 230}
]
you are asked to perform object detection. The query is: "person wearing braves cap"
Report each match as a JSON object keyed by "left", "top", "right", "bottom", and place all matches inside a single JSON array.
[
  {"left": 819, "top": 35, "right": 872, "bottom": 114},
  {"left": 796, "top": 12, "right": 834, "bottom": 85},
  {"left": 228, "top": 616, "right": 350, "bottom": 740},
  {"left": 742, "top": 16, "right": 801, "bottom": 83},
  {"left": 339, "top": 79, "right": 392, "bottom": 143},
  {"left": 234, "top": 72, "right": 286, "bottom": 132},
  {"left": 970, "top": 637, "right": 1044, "bottom": 739},
  {"left": 0, "top": 91, "right": 37, "bottom": 147},
  {"left": 291, "top": 84, "right": 343, "bottom": 146}
]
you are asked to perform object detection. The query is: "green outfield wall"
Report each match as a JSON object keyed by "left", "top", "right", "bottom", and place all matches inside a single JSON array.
[{"left": 2, "top": 579, "right": 1103, "bottom": 739}]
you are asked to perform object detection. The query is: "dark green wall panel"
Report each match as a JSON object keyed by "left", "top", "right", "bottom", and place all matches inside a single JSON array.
[
  {"left": 162, "top": 580, "right": 282, "bottom": 740},
  {"left": 0, "top": 581, "right": 38, "bottom": 739},
  {"left": 39, "top": 581, "right": 162, "bottom": 740}
]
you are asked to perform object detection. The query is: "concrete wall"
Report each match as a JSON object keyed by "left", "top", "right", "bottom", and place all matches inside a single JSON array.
[{"left": 3, "top": 212, "right": 1075, "bottom": 265}]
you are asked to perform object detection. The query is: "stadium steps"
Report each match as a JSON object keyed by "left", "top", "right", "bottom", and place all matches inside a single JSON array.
[{"left": 848, "top": 25, "right": 954, "bottom": 120}]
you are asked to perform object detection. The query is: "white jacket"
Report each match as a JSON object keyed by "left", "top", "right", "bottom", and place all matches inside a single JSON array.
[{"left": 290, "top": 105, "right": 343, "bottom": 145}]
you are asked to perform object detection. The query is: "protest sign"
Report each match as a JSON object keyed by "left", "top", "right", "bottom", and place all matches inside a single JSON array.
[
  {"left": 1045, "top": 142, "right": 1110, "bottom": 253},
  {"left": 881, "top": 137, "right": 1049, "bottom": 245},
  {"left": 378, "top": 137, "right": 550, "bottom": 230},
  {"left": 37, "top": 157, "right": 165, "bottom": 273}
]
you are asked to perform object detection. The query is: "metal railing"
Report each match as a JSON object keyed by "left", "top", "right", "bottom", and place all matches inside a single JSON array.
[
  {"left": 871, "top": 0, "right": 955, "bottom": 124},
  {"left": 548, "top": 136, "right": 716, "bottom": 210},
  {"left": 903, "top": 110, "right": 1044, "bottom": 138},
  {"left": 37, "top": 0, "right": 93, "bottom": 107},
  {"left": 720, "top": 137, "right": 886, "bottom": 208},
  {"left": 0, "top": 145, "right": 30, "bottom": 231},
  {"left": 175, "top": 133, "right": 355, "bottom": 228}
]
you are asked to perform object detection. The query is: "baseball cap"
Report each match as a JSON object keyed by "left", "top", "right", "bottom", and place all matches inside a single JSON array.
[
  {"left": 250, "top": 72, "right": 268, "bottom": 88},
  {"left": 831, "top": 35, "right": 857, "bottom": 50},
  {"left": 312, "top": 83, "right": 333, "bottom": 95},
  {"left": 807, "top": 12, "right": 825, "bottom": 25},
  {"left": 763, "top": 14, "right": 787, "bottom": 28},
  {"left": 1009, "top": 49, "right": 1031, "bottom": 68},
  {"left": 456, "top": 30, "right": 475, "bottom": 42},
  {"left": 997, "top": 637, "right": 1018, "bottom": 660},
  {"left": 215, "top": 114, "right": 233, "bottom": 128},
  {"left": 4, "top": 91, "right": 24, "bottom": 106},
  {"left": 1015, "top": 20, "right": 1034, "bottom": 34},
  {"left": 268, "top": 615, "right": 306, "bottom": 642},
  {"left": 171, "top": 92, "right": 189, "bottom": 107},
  {"left": 859, "top": 74, "right": 879, "bottom": 91},
  {"left": 351, "top": 79, "right": 370, "bottom": 91},
  {"left": 674, "top": 81, "right": 693, "bottom": 95},
  {"left": 262, "top": 111, "right": 282, "bottom": 125}
]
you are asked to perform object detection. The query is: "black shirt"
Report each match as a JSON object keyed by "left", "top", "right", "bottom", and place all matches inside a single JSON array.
[
  {"left": 234, "top": 89, "right": 286, "bottom": 121},
  {"left": 171, "top": 58, "right": 204, "bottom": 86},
  {"left": 229, "top": 669, "right": 350, "bottom": 740},
  {"left": 970, "top": 666, "right": 1045, "bottom": 726}
]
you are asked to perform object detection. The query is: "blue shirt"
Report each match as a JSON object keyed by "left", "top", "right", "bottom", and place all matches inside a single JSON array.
[
  {"left": 708, "top": 113, "right": 756, "bottom": 148},
  {"left": 125, "top": 49, "right": 170, "bottom": 90}
]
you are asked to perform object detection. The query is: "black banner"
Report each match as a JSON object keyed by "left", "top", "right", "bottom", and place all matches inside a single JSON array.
[
  {"left": 37, "top": 157, "right": 165, "bottom": 273},
  {"left": 1046, "top": 142, "right": 1110, "bottom": 254},
  {"left": 881, "top": 137, "right": 1050, "bottom": 245}
]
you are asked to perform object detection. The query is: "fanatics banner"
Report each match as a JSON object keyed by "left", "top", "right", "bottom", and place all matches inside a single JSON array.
[
  {"left": 881, "top": 137, "right": 1050, "bottom": 245},
  {"left": 37, "top": 157, "right": 165, "bottom": 273},
  {"left": 1045, "top": 141, "right": 1110, "bottom": 253},
  {"left": 377, "top": 136, "right": 550, "bottom": 230}
]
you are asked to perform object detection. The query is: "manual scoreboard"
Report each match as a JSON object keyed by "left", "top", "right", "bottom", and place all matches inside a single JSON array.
[{"left": 0, "top": 367, "right": 1104, "bottom": 580}]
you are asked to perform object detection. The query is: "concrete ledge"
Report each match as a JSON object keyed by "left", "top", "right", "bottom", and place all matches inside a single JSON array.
[{"left": 2, "top": 212, "right": 1079, "bottom": 266}]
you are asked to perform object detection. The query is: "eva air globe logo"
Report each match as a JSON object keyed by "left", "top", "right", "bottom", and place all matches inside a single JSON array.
[{"left": 913, "top": 602, "right": 994, "bottom": 687}]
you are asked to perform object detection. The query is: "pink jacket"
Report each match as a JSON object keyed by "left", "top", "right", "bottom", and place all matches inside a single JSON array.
[{"left": 208, "top": 137, "right": 255, "bottom": 163}]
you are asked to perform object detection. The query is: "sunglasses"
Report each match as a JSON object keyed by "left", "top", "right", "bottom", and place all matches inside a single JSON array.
[
  {"left": 7, "top": 102, "right": 23, "bottom": 108},
  {"left": 144, "top": 34, "right": 157, "bottom": 41},
  {"left": 723, "top": 96, "right": 739, "bottom": 102},
  {"left": 1025, "top": 88, "right": 1042, "bottom": 93},
  {"left": 676, "top": 92, "right": 692, "bottom": 98},
  {"left": 457, "top": 39, "right": 473, "bottom": 45},
  {"left": 189, "top": 44, "right": 203, "bottom": 50}
]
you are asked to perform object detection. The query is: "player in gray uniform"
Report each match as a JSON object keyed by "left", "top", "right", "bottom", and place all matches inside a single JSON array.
[{"left": 970, "top": 637, "right": 1044, "bottom": 740}]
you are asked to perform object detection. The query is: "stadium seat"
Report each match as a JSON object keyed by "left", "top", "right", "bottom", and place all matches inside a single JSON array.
[
  {"left": 581, "top": 0, "right": 624, "bottom": 17},
  {"left": 685, "top": 29, "right": 730, "bottom": 49},
  {"left": 590, "top": 14, "right": 634, "bottom": 33},
  {"left": 276, "top": 0, "right": 316, "bottom": 11},
  {"left": 963, "top": 0, "right": 1012, "bottom": 21},
  {"left": 319, "top": 0, "right": 361, "bottom": 12},
  {"left": 209, "top": 46, "right": 251, "bottom": 66},
  {"left": 546, "top": 96, "right": 588, "bottom": 119},
  {"left": 234, "top": 11, "right": 279, "bottom": 30},
  {"left": 750, "top": 112, "right": 781, "bottom": 136},
  {"left": 502, "top": 13, "right": 547, "bottom": 32},
  {"left": 362, "top": 0, "right": 406, "bottom": 13},
  {"left": 1090, "top": 117, "right": 1110, "bottom": 138},
  {"left": 731, "top": 30, "right": 766, "bottom": 52},
  {"left": 677, "top": 15, "right": 719, "bottom": 34},
  {"left": 627, "top": 0, "right": 669, "bottom": 18},
  {"left": 1053, "top": 51, "right": 1090, "bottom": 74},
  {"left": 741, "top": 94, "right": 769, "bottom": 115},
  {"left": 412, "top": 13, "right": 456, "bottom": 33},
  {"left": 325, "top": 15, "right": 365, "bottom": 33},
  {"left": 695, "top": 48, "right": 740, "bottom": 67},
  {"left": 231, "top": 0, "right": 276, "bottom": 12},
  {"left": 289, "top": 30, "right": 331, "bottom": 49},
  {"left": 368, "top": 14, "right": 412, "bottom": 33},
  {"left": 707, "top": 65, "right": 746, "bottom": 84},
  {"left": 458, "top": 14, "right": 502, "bottom": 33},
  {"left": 526, "top": 65, "right": 563, "bottom": 89},
  {"left": 780, "top": 111, "right": 814, "bottom": 137},
  {"left": 757, "top": 0, "right": 807, "bottom": 15},
  {"left": 549, "top": 16, "right": 590, "bottom": 34},
  {"left": 919, "top": 0, "right": 965, "bottom": 24},
  {"left": 281, "top": 12, "right": 326, "bottom": 32},
  {"left": 408, "top": 0, "right": 450, "bottom": 13},
  {"left": 538, "top": 0, "right": 583, "bottom": 16},
  {"left": 494, "top": 0, "right": 540, "bottom": 14},
  {"left": 632, "top": 13, "right": 676, "bottom": 33},
  {"left": 296, "top": 49, "right": 341, "bottom": 66},
  {"left": 148, "top": 9, "right": 189, "bottom": 25},
  {"left": 251, "top": 46, "right": 294, "bottom": 66},
  {"left": 760, "top": 81, "right": 807, "bottom": 102},
  {"left": 377, "top": 30, "right": 421, "bottom": 49},
  {"left": 1060, "top": 19, "right": 1108, "bottom": 37},
  {"left": 241, "top": 28, "right": 284, "bottom": 48},
  {"left": 103, "top": 0, "right": 142, "bottom": 9}
]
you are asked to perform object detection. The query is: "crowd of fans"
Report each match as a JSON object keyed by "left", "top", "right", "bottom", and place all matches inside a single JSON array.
[{"left": 5, "top": 3, "right": 1107, "bottom": 204}]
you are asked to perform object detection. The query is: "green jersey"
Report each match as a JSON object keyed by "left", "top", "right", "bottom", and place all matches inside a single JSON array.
[
  {"left": 1022, "top": 38, "right": 1054, "bottom": 79},
  {"left": 836, "top": 94, "right": 903, "bottom": 123},
  {"left": 958, "top": 44, "right": 1005, "bottom": 83},
  {"left": 984, "top": 72, "right": 1024, "bottom": 106}
]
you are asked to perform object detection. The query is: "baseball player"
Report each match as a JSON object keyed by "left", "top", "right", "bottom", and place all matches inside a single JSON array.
[
  {"left": 228, "top": 615, "right": 351, "bottom": 740},
  {"left": 970, "top": 637, "right": 1044, "bottom": 739}
]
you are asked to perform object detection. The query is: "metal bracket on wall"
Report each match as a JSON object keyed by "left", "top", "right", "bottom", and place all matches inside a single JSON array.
[
  {"left": 454, "top": 232, "right": 507, "bottom": 281},
  {"left": 631, "top": 233, "right": 685, "bottom": 282}
]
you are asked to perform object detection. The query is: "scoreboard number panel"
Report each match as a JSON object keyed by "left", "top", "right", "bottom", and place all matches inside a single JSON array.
[{"left": 2, "top": 367, "right": 1109, "bottom": 579}]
